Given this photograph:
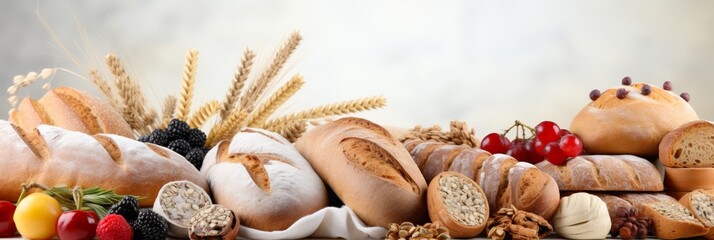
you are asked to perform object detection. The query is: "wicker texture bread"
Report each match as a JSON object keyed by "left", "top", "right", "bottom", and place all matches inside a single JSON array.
[
  {"left": 570, "top": 83, "right": 698, "bottom": 157},
  {"left": 0, "top": 120, "right": 207, "bottom": 206},
  {"left": 679, "top": 189, "right": 714, "bottom": 239},
  {"left": 659, "top": 120, "right": 714, "bottom": 168},
  {"left": 294, "top": 117, "right": 428, "bottom": 227},
  {"left": 201, "top": 128, "right": 328, "bottom": 231},
  {"left": 536, "top": 155, "right": 663, "bottom": 191},
  {"left": 9, "top": 87, "right": 133, "bottom": 138}
]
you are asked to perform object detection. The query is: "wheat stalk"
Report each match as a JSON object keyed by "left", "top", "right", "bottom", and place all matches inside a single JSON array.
[
  {"left": 264, "top": 96, "right": 387, "bottom": 131},
  {"left": 88, "top": 69, "right": 119, "bottom": 109},
  {"left": 105, "top": 54, "right": 141, "bottom": 131},
  {"left": 176, "top": 49, "right": 199, "bottom": 121},
  {"left": 161, "top": 96, "right": 177, "bottom": 128},
  {"left": 188, "top": 100, "right": 219, "bottom": 128},
  {"left": 245, "top": 75, "right": 304, "bottom": 128},
  {"left": 219, "top": 49, "right": 255, "bottom": 120},
  {"left": 274, "top": 120, "right": 306, "bottom": 142},
  {"left": 239, "top": 32, "right": 301, "bottom": 112},
  {"left": 206, "top": 109, "right": 248, "bottom": 147}
]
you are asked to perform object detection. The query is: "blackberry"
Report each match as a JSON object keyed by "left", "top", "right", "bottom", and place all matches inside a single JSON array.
[
  {"left": 186, "top": 128, "right": 207, "bottom": 148},
  {"left": 132, "top": 209, "right": 167, "bottom": 240},
  {"left": 148, "top": 129, "right": 170, "bottom": 147},
  {"left": 137, "top": 135, "right": 150, "bottom": 143},
  {"left": 185, "top": 147, "right": 207, "bottom": 170},
  {"left": 167, "top": 119, "right": 190, "bottom": 139},
  {"left": 108, "top": 196, "right": 139, "bottom": 224},
  {"left": 167, "top": 139, "right": 191, "bottom": 156}
]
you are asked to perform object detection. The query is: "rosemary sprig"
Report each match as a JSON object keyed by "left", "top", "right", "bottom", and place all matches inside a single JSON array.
[{"left": 17, "top": 183, "right": 143, "bottom": 219}]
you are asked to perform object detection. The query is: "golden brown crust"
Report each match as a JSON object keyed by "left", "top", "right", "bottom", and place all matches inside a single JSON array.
[
  {"left": 535, "top": 155, "right": 663, "bottom": 191},
  {"left": 643, "top": 201, "right": 708, "bottom": 239},
  {"left": 427, "top": 172, "right": 488, "bottom": 238},
  {"left": 659, "top": 120, "right": 714, "bottom": 167},
  {"left": 570, "top": 83, "right": 699, "bottom": 157},
  {"left": 448, "top": 148, "right": 491, "bottom": 183},
  {"left": 664, "top": 167, "right": 714, "bottom": 192}
]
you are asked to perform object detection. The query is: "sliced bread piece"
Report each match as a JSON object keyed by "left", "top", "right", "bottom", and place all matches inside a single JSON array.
[
  {"left": 659, "top": 120, "right": 714, "bottom": 168},
  {"left": 643, "top": 201, "right": 708, "bottom": 239},
  {"left": 680, "top": 189, "right": 714, "bottom": 239}
]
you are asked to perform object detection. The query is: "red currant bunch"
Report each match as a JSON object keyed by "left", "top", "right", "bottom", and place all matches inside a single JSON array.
[{"left": 480, "top": 120, "right": 583, "bottom": 165}]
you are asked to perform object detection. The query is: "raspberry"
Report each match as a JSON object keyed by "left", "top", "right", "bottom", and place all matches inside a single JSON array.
[{"left": 96, "top": 214, "right": 133, "bottom": 240}]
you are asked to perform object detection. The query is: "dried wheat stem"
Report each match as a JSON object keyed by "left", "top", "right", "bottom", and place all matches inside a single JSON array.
[
  {"left": 188, "top": 100, "right": 220, "bottom": 128},
  {"left": 177, "top": 49, "right": 199, "bottom": 121},
  {"left": 264, "top": 96, "right": 387, "bottom": 131},
  {"left": 220, "top": 49, "right": 255, "bottom": 120},
  {"left": 206, "top": 110, "right": 248, "bottom": 147},
  {"left": 240, "top": 32, "right": 301, "bottom": 112},
  {"left": 161, "top": 96, "right": 177, "bottom": 128},
  {"left": 246, "top": 75, "right": 304, "bottom": 128},
  {"left": 274, "top": 120, "right": 306, "bottom": 142},
  {"left": 88, "top": 69, "right": 119, "bottom": 109},
  {"left": 106, "top": 54, "right": 141, "bottom": 130}
]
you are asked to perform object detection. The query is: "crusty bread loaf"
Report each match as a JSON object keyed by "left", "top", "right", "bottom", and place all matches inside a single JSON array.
[
  {"left": 659, "top": 120, "right": 714, "bottom": 167},
  {"left": 406, "top": 140, "right": 489, "bottom": 183},
  {"left": 595, "top": 193, "right": 677, "bottom": 223},
  {"left": 664, "top": 167, "right": 714, "bottom": 193},
  {"left": 644, "top": 201, "right": 708, "bottom": 239},
  {"left": 480, "top": 154, "right": 560, "bottom": 220},
  {"left": 294, "top": 117, "right": 428, "bottom": 227},
  {"left": 0, "top": 120, "right": 207, "bottom": 206},
  {"left": 201, "top": 128, "right": 328, "bottom": 231},
  {"left": 536, "top": 155, "right": 663, "bottom": 191},
  {"left": 9, "top": 87, "right": 133, "bottom": 138},
  {"left": 570, "top": 83, "right": 699, "bottom": 157},
  {"left": 680, "top": 189, "right": 714, "bottom": 239}
]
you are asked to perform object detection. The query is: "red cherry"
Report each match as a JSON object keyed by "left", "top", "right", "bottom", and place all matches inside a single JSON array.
[
  {"left": 481, "top": 133, "right": 511, "bottom": 154},
  {"left": 0, "top": 201, "right": 16, "bottom": 237},
  {"left": 523, "top": 140, "right": 545, "bottom": 164},
  {"left": 558, "top": 129, "right": 571, "bottom": 138},
  {"left": 559, "top": 134, "right": 583, "bottom": 157},
  {"left": 534, "top": 139, "right": 547, "bottom": 156},
  {"left": 535, "top": 121, "right": 561, "bottom": 144},
  {"left": 545, "top": 142, "right": 568, "bottom": 165},
  {"left": 511, "top": 138, "right": 527, "bottom": 146},
  {"left": 56, "top": 210, "right": 99, "bottom": 240},
  {"left": 507, "top": 144, "right": 528, "bottom": 162}
]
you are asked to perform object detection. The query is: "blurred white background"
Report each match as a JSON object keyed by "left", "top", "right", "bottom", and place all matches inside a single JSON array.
[{"left": 1, "top": 1, "right": 713, "bottom": 137}]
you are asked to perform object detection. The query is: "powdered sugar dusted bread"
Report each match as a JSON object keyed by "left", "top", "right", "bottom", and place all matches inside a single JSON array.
[
  {"left": 660, "top": 120, "right": 714, "bottom": 167},
  {"left": 536, "top": 155, "right": 663, "bottom": 191},
  {"left": 294, "top": 117, "right": 428, "bottom": 227},
  {"left": 570, "top": 82, "right": 698, "bottom": 157},
  {"left": 201, "top": 128, "right": 327, "bottom": 231},
  {"left": 0, "top": 120, "right": 207, "bottom": 206},
  {"left": 9, "top": 87, "right": 133, "bottom": 138}
]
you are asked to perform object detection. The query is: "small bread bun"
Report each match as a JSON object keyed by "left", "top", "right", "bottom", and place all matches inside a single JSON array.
[
  {"left": 552, "top": 192, "right": 611, "bottom": 239},
  {"left": 570, "top": 82, "right": 698, "bottom": 157}
]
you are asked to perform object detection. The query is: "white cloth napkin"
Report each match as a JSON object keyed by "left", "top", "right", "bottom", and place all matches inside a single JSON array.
[{"left": 239, "top": 206, "right": 387, "bottom": 239}]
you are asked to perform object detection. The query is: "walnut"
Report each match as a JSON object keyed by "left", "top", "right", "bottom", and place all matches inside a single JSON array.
[
  {"left": 385, "top": 222, "right": 451, "bottom": 240},
  {"left": 610, "top": 207, "right": 651, "bottom": 240},
  {"left": 486, "top": 205, "right": 553, "bottom": 240}
]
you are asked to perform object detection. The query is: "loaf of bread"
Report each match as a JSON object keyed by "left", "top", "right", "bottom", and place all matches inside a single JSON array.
[
  {"left": 680, "top": 189, "right": 714, "bottom": 239},
  {"left": 660, "top": 120, "right": 714, "bottom": 167},
  {"left": 0, "top": 120, "right": 207, "bottom": 206},
  {"left": 201, "top": 128, "right": 328, "bottom": 231},
  {"left": 552, "top": 192, "right": 610, "bottom": 239},
  {"left": 664, "top": 167, "right": 714, "bottom": 193},
  {"left": 405, "top": 140, "right": 490, "bottom": 183},
  {"left": 536, "top": 155, "right": 663, "bottom": 191},
  {"left": 480, "top": 154, "right": 560, "bottom": 220},
  {"left": 570, "top": 82, "right": 699, "bottom": 157},
  {"left": 294, "top": 117, "right": 428, "bottom": 227},
  {"left": 9, "top": 87, "right": 133, "bottom": 138}
]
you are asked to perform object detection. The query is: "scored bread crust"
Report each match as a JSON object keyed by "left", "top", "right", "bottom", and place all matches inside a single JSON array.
[
  {"left": 201, "top": 128, "right": 328, "bottom": 231},
  {"left": 659, "top": 120, "right": 714, "bottom": 168},
  {"left": 570, "top": 83, "right": 699, "bottom": 157},
  {"left": 294, "top": 117, "right": 428, "bottom": 227},
  {"left": 9, "top": 87, "right": 133, "bottom": 138},
  {"left": 535, "top": 155, "right": 663, "bottom": 191},
  {"left": 0, "top": 120, "right": 207, "bottom": 206}
]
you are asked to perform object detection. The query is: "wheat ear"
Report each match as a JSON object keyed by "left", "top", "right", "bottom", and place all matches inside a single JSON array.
[
  {"left": 188, "top": 100, "right": 220, "bottom": 128},
  {"left": 88, "top": 69, "right": 119, "bottom": 109},
  {"left": 206, "top": 110, "right": 248, "bottom": 147},
  {"left": 161, "top": 96, "right": 177, "bottom": 128},
  {"left": 274, "top": 120, "right": 306, "bottom": 142},
  {"left": 264, "top": 96, "right": 387, "bottom": 131},
  {"left": 219, "top": 49, "right": 255, "bottom": 119},
  {"left": 105, "top": 54, "right": 141, "bottom": 132},
  {"left": 176, "top": 49, "right": 199, "bottom": 121},
  {"left": 245, "top": 75, "right": 304, "bottom": 128},
  {"left": 240, "top": 32, "right": 301, "bottom": 112}
]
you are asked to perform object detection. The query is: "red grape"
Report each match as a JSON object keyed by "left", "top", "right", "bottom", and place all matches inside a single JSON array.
[
  {"left": 524, "top": 140, "right": 544, "bottom": 164},
  {"left": 511, "top": 138, "right": 526, "bottom": 146},
  {"left": 559, "top": 134, "right": 583, "bottom": 157},
  {"left": 558, "top": 129, "right": 571, "bottom": 138},
  {"left": 534, "top": 139, "right": 547, "bottom": 156},
  {"left": 481, "top": 133, "right": 511, "bottom": 154},
  {"left": 545, "top": 142, "right": 567, "bottom": 165},
  {"left": 535, "top": 121, "right": 561, "bottom": 144},
  {"left": 507, "top": 144, "right": 528, "bottom": 162}
]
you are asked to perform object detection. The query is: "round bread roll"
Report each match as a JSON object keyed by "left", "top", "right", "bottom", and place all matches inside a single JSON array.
[
  {"left": 552, "top": 192, "right": 611, "bottom": 239},
  {"left": 570, "top": 83, "right": 698, "bottom": 157}
]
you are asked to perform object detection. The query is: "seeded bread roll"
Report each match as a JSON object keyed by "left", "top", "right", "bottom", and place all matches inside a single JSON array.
[
  {"left": 570, "top": 83, "right": 699, "bottom": 157},
  {"left": 201, "top": 128, "right": 328, "bottom": 231},
  {"left": 0, "top": 120, "right": 207, "bottom": 206},
  {"left": 427, "top": 172, "right": 488, "bottom": 238},
  {"left": 406, "top": 140, "right": 491, "bottom": 183},
  {"left": 644, "top": 201, "right": 708, "bottom": 239},
  {"left": 659, "top": 120, "right": 714, "bottom": 167},
  {"left": 680, "top": 189, "right": 714, "bottom": 239},
  {"left": 9, "top": 87, "right": 133, "bottom": 138},
  {"left": 535, "top": 155, "right": 663, "bottom": 191},
  {"left": 294, "top": 117, "right": 428, "bottom": 227}
]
